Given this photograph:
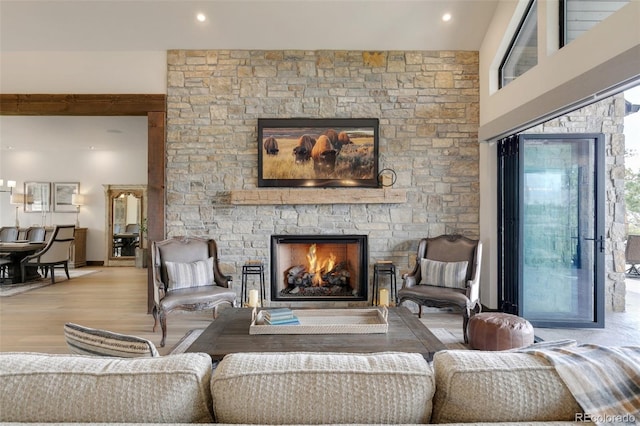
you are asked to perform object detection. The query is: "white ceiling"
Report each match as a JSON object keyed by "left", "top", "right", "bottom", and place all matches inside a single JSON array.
[
  {"left": 0, "top": 0, "right": 499, "bottom": 52},
  {"left": 0, "top": 0, "right": 500, "bottom": 152}
]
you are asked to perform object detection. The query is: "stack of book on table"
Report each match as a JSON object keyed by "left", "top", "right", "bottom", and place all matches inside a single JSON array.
[{"left": 264, "top": 308, "right": 300, "bottom": 325}]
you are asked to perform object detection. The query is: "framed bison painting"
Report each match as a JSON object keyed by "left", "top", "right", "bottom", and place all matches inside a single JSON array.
[{"left": 257, "top": 118, "right": 379, "bottom": 188}]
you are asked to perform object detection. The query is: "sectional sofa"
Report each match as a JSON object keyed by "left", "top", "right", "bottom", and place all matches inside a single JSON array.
[{"left": 0, "top": 350, "right": 594, "bottom": 424}]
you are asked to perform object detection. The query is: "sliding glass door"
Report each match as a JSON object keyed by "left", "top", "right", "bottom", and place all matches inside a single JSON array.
[{"left": 499, "top": 133, "right": 605, "bottom": 328}]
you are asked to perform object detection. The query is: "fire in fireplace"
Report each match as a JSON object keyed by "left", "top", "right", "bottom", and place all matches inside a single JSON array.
[{"left": 270, "top": 235, "right": 368, "bottom": 302}]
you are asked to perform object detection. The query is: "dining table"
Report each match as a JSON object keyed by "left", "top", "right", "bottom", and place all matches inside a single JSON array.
[
  {"left": 0, "top": 241, "right": 47, "bottom": 284},
  {"left": 112, "top": 233, "right": 139, "bottom": 256}
]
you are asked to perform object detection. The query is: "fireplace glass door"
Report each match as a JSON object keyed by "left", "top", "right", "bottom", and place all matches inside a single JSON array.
[{"left": 270, "top": 235, "right": 368, "bottom": 302}]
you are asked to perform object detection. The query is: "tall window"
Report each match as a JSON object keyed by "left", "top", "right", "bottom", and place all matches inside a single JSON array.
[
  {"left": 499, "top": 0, "right": 538, "bottom": 88},
  {"left": 561, "top": 0, "right": 630, "bottom": 46}
]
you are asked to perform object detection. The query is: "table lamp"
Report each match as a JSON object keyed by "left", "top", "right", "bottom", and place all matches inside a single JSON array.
[
  {"left": 9, "top": 193, "right": 25, "bottom": 227},
  {"left": 71, "top": 194, "right": 84, "bottom": 228}
]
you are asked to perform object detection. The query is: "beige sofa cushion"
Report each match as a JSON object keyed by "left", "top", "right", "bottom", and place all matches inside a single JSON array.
[
  {"left": 0, "top": 352, "right": 214, "bottom": 423},
  {"left": 431, "top": 350, "right": 583, "bottom": 423},
  {"left": 211, "top": 351, "right": 434, "bottom": 425}
]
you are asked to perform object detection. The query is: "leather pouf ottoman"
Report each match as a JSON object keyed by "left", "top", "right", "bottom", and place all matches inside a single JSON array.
[{"left": 468, "top": 312, "right": 534, "bottom": 350}]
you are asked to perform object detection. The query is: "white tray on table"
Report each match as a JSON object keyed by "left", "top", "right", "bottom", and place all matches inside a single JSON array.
[{"left": 249, "top": 307, "right": 389, "bottom": 335}]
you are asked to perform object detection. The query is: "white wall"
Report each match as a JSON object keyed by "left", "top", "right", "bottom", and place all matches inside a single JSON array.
[
  {"left": 0, "top": 116, "right": 148, "bottom": 262},
  {"left": 479, "top": 1, "right": 640, "bottom": 139},
  {"left": 476, "top": 1, "right": 640, "bottom": 308},
  {"left": 0, "top": 51, "right": 167, "bottom": 94}
]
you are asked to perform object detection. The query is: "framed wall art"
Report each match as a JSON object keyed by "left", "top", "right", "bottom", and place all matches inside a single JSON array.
[
  {"left": 53, "top": 182, "right": 80, "bottom": 212},
  {"left": 24, "top": 181, "right": 51, "bottom": 213},
  {"left": 258, "top": 118, "right": 379, "bottom": 188}
]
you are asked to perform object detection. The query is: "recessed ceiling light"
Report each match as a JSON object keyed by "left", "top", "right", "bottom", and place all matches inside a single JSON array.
[
  {"left": 196, "top": 13, "right": 206, "bottom": 22},
  {"left": 442, "top": 13, "right": 452, "bottom": 22}
]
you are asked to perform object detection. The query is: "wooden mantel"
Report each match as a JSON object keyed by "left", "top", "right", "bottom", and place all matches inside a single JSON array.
[{"left": 229, "top": 188, "right": 406, "bottom": 205}]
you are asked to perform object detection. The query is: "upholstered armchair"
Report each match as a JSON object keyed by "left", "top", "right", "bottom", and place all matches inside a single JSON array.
[
  {"left": 20, "top": 224, "right": 75, "bottom": 284},
  {"left": 398, "top": 234, "right": 482, "bottom": 343},
  {"left": 151, "top": 236, "right": 236, "bottom": 347}
]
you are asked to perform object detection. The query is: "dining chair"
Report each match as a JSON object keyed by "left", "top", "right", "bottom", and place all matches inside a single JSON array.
[
  {"left": 20, "top": 224, "right": 75, "bottom": 284},
  {"left": 26, "top": 227, "right": 46, "bottom": 242},
  {"left": 0, "top": 227, "right": 19, "bottom": 268},
  {"left": 0, "top": 227, "right": 18, "bottom": 242},
  {"left": 125, "top": 223, "right": 140, "bottom": 253},
  {"left": 626, "top": 235, "right": 640, "bottom": 276},
  {"left": 0, "top": 257, "right": 11, "bottom": 282}
]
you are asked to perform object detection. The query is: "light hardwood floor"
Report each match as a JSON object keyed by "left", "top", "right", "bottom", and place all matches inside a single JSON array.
[
  {"left": 1, "top": 266, "right": 638, "bottom": 356},
  {"left": 0, "top": 266, "right": 466, "bottom": 355},
  {"left": 0, "top": 267, "right": 214, "bottom": 355}
]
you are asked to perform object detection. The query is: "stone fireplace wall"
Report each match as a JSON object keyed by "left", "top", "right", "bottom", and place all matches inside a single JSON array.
[{"left": 166, "top": 49, "right": 480, "bottom": 304}]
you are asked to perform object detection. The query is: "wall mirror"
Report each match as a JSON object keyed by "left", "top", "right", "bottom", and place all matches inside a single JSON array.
[{"left": 104, "top": 184, "right": 147, "bottom": 266}]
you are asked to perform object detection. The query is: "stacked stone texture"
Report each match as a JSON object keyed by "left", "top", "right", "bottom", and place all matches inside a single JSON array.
[{"left": 166, "top": 49, "right": 480, "bottom": 304}]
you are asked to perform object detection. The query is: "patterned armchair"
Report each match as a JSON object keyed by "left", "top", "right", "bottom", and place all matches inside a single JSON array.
[
  {"left": 398, "top": 234, "right": 482, "bottom": 343},
  {"left": 151, "top": 236, "right": 235, "bottom": 347}
]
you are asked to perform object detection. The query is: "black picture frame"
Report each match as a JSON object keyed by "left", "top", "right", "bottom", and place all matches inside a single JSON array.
[{"left": 258, "top": 118, "right": 379, "bottom": 188}]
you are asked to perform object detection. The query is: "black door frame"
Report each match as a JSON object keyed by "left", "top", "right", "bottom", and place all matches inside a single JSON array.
[{"left": 498, "top": 133, "right": 605, "bottom": 328}]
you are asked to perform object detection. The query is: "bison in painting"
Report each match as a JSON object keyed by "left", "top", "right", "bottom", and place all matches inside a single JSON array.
[
  {"left": 311, "top": 135, "right": 338, "bottom": 175},
  {"left": 263, "top": 137, "right": 279, "bottom": 155},
  {"left": 292, "top": 135, "right": 315, "bottom": 164}
]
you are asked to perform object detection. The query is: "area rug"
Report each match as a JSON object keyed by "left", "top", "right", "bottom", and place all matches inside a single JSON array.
[
  {"left": 0, "top": 269, "right": 99, "bottom": 297},
  {"left": 430, "top": 327, "right": 468, "bottom": 350},
  {"left": 169, "top": 329, "right": 204, "bottom": 354}
]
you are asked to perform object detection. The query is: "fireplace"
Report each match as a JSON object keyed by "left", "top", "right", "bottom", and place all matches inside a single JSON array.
[{"left": 270, "top": 235, "right": 368, "bottom": 302}]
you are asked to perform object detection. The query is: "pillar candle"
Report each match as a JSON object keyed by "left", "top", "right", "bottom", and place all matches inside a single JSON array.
[
  {"left": 248, "top": 289, "right": 259, "bottom": 307},
  {"left": 379, "top": 288, "right": 389, "bottom": 307}
]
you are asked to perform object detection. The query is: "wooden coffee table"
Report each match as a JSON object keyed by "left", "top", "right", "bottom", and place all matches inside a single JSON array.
[{"left": 186, "top": 306, "right": 447, "bottom": 361}]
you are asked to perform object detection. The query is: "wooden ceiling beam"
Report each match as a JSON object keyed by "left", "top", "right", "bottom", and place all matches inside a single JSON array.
[{"left": 0, "top": 94, "right": 166, "bottom": 116}]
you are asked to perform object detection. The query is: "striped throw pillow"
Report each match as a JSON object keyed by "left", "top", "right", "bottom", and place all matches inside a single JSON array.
[
  {"left": 420, "top": 258, "right": 468, "bottom": 289},
  {"left": 165, "top": 257, "right": 214, "bottom": 290},
  {"left": 64, "top": 323, "right": 159, "bottom": 358}
]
